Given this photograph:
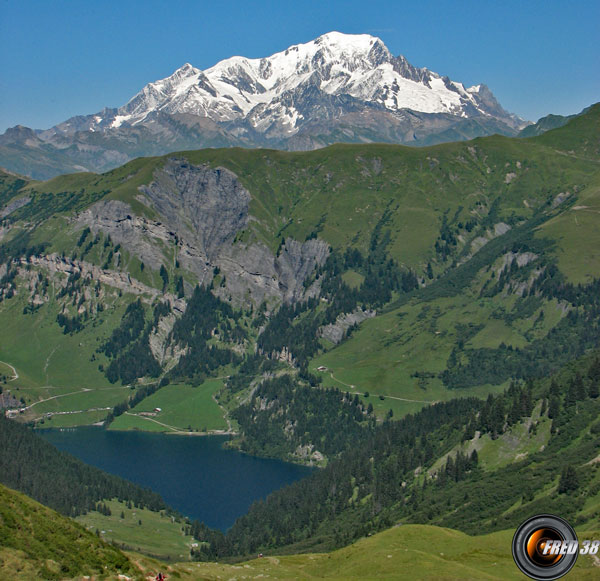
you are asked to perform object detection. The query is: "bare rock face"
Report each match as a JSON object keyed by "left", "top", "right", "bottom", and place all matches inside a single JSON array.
[
  {"left": 77, "top": 199, "right": 181, "bottom": 275},
  {"left": 75, "top": 160, "right": 329, "bottom": 305},
  {"left": 149, "top": 312, "right": 182, "bottom": 368},
  {"left": 319, "top": 308, "right": 376, "bottom": 344},
  {"left": 139, "top": 159, "right": 251, "bottom": 261},
  {"left": 276, "top": 238, "right": 330, "bottom": 302},
  {"left": 23, "top": 253, "right": 186, "bottom": 305},
  {"left": 0, "top": 196, "right": 30, "bottom": 218},
  {"left": 215, "top": 237, "right": 329, "bottom": 305}
]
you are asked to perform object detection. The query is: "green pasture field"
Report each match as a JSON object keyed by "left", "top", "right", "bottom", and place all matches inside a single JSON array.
[
  {"left": 311, "top": 239, "right": 575, "bottom": 419},
  {"left": 0, "top": 360, "right": 16, "bottom": 379},
  {"left": 108, "top": 413, "right": 170, "bottom": 432},
  {"left": 312, "top": 294, "right": 516, "bottom": 415},
  {"left": 536, "top": 177, "right": 600, "bottom": 284},
  {"left": 25, "top": 386, "right": 130, "bottom": 415},
  {"left": 76, "top": 499, "right": 194, "bottom": 561},
  {"left": 341, "top": 270, "right": 365, "bottom": 289},
  {"left": 0, "top": 285, "right": 127, "bottom": 390},
  {"left": 109, "top": 379, "right": 227, "bottom": 433},
  {"left": 428, "top": 401, "right": 553, "bottom": 475}
]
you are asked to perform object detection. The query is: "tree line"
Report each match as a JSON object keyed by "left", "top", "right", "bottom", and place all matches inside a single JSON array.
[
  {"left": 0, "top": 413, "right": 167, "bottom": 517},
  {"left": 188, "top": 352, "right": 600, "bottom": 559}
]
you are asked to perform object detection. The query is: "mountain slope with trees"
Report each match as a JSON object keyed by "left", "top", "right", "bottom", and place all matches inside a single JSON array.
[{"left": 0, "top": 105, "right": 598, "bottom": 452}]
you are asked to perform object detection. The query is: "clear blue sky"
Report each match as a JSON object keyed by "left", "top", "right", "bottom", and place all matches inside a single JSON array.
[{"left": 1, "top": 0, "right": 598, "bottom": 131}]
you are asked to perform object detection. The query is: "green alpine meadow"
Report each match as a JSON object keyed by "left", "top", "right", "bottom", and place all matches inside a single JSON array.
[{"left": 1, "top": 102, "right": 599, "bottom": 579}]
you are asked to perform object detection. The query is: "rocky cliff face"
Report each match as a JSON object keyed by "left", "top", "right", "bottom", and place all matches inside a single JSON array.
[
  {"left": 75, "top": 160, "right": 329, "bottom": 306},
  {"left": 319, "top": 308, "right": 376, "bottom": 344},
  {"left": 139, "top": 159, "right": 251, "bottom": 261}
]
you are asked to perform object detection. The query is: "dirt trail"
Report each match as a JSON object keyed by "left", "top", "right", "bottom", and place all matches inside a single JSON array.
[
  {"left": 212, "top": 392, "right": 234, "bottom": 433},
  {"left": 123, "top": 411, "right": 180, "bottom": 432},
  {"left": 327, "top": 371, "right": 434, "bottom": 404},
  {"left": 123, "top": 411, "right": 237, "bottom": 436},
  {"left": 24, "top": 387, "right": 91, "bottom": 410},
  {"left": 0, "top": 360, "right": 18, "bottom": 381}
]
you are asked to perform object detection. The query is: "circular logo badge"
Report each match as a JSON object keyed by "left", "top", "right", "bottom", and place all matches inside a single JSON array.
[{"left": 512, "top": 515, "right": 578, "bottom": 580}]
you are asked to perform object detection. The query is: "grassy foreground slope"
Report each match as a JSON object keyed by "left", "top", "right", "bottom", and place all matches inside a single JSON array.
[
  {"left": 2, "top": 485, "right": 599, "bottom": 581},
  {"left": 0, "top": 484, "right": 138, "bottom": 580},
  {"left": 176, "top": 525, "right": 600, "bottom": 581},
  {"left": 76, "top": 498, "right": 196, "bottom": 562}
]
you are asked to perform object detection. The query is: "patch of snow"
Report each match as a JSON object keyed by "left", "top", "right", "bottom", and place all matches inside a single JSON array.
[{"left": 111, "top": 114, "right": 132, "bottom": 128}]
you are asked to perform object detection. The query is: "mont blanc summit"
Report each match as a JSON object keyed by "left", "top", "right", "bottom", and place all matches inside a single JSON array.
[
  {"left": 0, "top": 32, "right": 526, "bottom": 179},
  {"left": 80, "top": 32, "right": 523, "bottom": 135}
]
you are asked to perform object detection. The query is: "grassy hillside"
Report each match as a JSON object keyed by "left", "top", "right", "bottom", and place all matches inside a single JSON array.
[
  {"left": 4, "top": 106, "right": 599, "bottom": 267},
  {"left": 76, "top": 498, "right": 195, "bottom": 561},
  {"left": 108, "top": 379, "right": 228, "bottom": 433},
  {"left": 175, "top": 524, "right": 600, "bottom": 580},
  {"left": 0, "top": 483, "right": 138, "bottom": 580},
  {"left": 3, "top": 483, "right": 599, "bottom": 581},
  {"left": 0, "top": 104, "right": 598, "bottom": 441}
]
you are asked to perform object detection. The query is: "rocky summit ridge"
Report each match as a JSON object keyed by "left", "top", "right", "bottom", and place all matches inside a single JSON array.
[
  {"left": 49, "top": 32, "right": 525, "bottom": 138},
  {"left": 0, "top": 32, "right": 527, "bottom": 179}
]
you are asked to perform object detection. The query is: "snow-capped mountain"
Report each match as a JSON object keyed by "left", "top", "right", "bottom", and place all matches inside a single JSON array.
[
  {"left": 64, "top": 32, "right": 523, "bottom": 137},
  {"left": 1, "top": 32, "right": 527, "bottom": 179}
]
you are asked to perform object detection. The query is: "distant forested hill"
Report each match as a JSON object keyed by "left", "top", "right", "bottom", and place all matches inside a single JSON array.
[
  {"left": 188, "top": 350, "right": 600, "bottom": 559},
  {"left": 0, "top": 415, "right": 166, "bottom": 517}
]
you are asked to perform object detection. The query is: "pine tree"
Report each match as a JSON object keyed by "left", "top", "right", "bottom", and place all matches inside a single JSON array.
[
  {"left": 470, "top": 449, "right": 478, "bottom": 467},
  {"left": 160, "top": 265, "right": 169, "bottom": 291},
  {"left": 572, "top": 373, "right": 586, "bottom": 400},
  {"left": 176, "top": 275, "right": 185, "bottom": 298},
  {"left": 548, "top": 396, "right": 560, "bottom": 419},
  {"left": 588, "top": 358, "right": 600, "bottom": 383},
  {"left": 558, "top": 465, "right": 579, "bottom": 493}
]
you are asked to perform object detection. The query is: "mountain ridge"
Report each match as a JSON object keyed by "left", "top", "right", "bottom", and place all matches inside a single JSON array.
[
  {"left": 64, "top": 31, "right": 523, "bottom": 134},
  {"left": 0, "top": 32, "right": 528, "bottom": 179}
]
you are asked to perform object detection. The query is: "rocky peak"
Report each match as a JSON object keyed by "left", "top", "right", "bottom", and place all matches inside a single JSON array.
[
  {"left": 0, "top": 125, "right": 39, "bottom": 145},
  {"left": 83, "top": 31, "right": 523, "bottom": 133}
]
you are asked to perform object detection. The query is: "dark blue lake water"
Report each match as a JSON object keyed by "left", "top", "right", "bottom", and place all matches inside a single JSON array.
[{"left": 38, "top": 427, "right": 313, "bottom": 531}]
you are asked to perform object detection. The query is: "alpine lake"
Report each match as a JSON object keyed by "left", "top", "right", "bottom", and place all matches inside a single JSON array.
[{"left": 38, "top": 427, "right": 314, "bottom": 530}]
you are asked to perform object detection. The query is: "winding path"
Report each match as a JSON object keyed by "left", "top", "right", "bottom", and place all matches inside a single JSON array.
[
  {"left": 212, "top": 392, "right": 234, "bottom": 434},
  {"left": 123, "top": 411, "right": 180, "bottom": 432},
  {"left": 123, "top": 411, "right": 237, "bottom": 436},
  {"left": 325, "top": 370, "right": 434, "bottom": 405},
  {"left": 23, "top": 387, "right": 92, "bottom": 410},
  {"left": 0, "top": 360, "right": 18, "bottom": 382}
]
